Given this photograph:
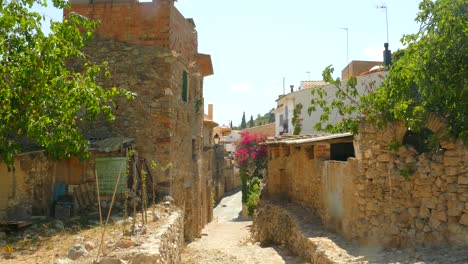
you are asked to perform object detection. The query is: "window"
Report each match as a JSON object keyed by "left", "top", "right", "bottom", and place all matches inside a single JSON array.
[
  {"left": 330, "top": 143, "right": 355, "bottom": 161},
  {"left": 182, "top": 71, "right": 188, "bottom": 102}
]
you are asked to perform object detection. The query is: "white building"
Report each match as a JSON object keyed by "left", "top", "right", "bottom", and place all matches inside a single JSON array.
[{"left": 274, "top": 61, "right": 387, "bottom": 136}]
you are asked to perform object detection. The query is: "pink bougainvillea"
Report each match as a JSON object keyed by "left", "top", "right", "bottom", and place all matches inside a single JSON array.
[{"left": 234, "top": 131, "right": 268, "bottom": 177}]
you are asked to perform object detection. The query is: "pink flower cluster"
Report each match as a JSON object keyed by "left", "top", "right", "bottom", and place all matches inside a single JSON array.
[{"left": 234, "top": 131, "right": 268, "bottom": 170}]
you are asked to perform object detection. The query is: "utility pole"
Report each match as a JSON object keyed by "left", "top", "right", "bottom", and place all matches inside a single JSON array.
[
  {"left": 378, "top": 5, "right": 389, "bottom": 44},
  {"left": 339, "top": 27, "right": 349, "bottom": 64},
  {"left": 378, "top": 5, "right": 391, "bottom": 66}
]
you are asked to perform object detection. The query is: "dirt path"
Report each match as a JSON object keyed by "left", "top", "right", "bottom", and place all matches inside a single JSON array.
[{"left": 181, "top": 190, "right": 307, "bottom": 264}]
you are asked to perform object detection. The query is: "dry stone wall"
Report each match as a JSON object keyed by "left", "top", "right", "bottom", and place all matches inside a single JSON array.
[
  {"left": 264, "top": 118, "right": 468, "bottom": 247},
  {"left": 346, "top": 121, "right": 468, "bottom": 247}
]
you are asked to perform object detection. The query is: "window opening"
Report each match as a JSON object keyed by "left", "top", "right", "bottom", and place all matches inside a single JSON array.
[{"left": 330, "top": 142, "right": 354, "bottom": 161}]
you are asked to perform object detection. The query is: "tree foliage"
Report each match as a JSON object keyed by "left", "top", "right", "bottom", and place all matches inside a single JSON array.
[
  {"left": 248, "top": 115, "right": 254, "bottom": 127},
  {"left": 309, "top": 0, "right": 467, "bottom": 142},
  {"left": 0, "top": 0, "right": 133, "bottom": 165},
  {"left": 292, "top": 103, "right": 303, "bottom": 135},
  {"left": 240, "top": 111, "right": 247, "bottom": 129}
]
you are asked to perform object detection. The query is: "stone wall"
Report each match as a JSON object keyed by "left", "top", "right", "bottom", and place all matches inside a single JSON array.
[
  {"left": 264, "top": 117, "right": 468, "bottom": 247},
  {"left": 243, "top": 123, "right": 275, "bottom": 137},
  {"left": 346, "top": 119, "right": 468, "bottom": 247},
  {"left": 212, "top": 147, "right": 240, "bottom": 202},
  {"left": 67, "top": 0, "right": 212, "bottom": 241},
  {"left": 252, "top": 201, "right": 365, "bottom": 264}
]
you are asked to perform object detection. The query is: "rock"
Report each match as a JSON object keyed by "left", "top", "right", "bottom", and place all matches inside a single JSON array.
[
  {"left": 429, "top": 216, "right": 442, "bottom": 230},
  {"left": 444, "top": 156, "right": 461, "bottom": 167},
  {"left": 84, "top": 241, "right": 96, "bottom": 251},
  {"left": 377, "top": 153, "right": 392, "bottom": 162},
  {"left": 434, "top": 211, "right": 447, "bottom": 222},
  {"left": 53, "top": 220, "right": 65, "bottom": 230},
  {"left": 458, "top": 176, "right": 468, "bottom": 185},
  {"left": 447, "top": 200, "right": 464, "bottom": 216},
  {"left": 67, "top": 244, "right": 88, "bottom": 260},
  {"left": 163, "top": 195, "right": 175, "bottom": 204},
  {"left": 131, "top": 253, "right": 162, "bottom": 264},
  {"left": 100, "top": 257, "right": 124, "bottom": 264},
  {"left": 418, "top": 207, "right": 430, "bottom": 218},
  {"left": 430, "top": 162, "right": 444, "bottom": 171},
  {"left": 115, "top": 237, "right": 136, "bottom": 248},
  {"left": 459, "top": 213, "right": 468, "bottom": 226},
  {"left": 55, "top": 258, "right": 72, "bottom": 264},
  {"left": 136, "top": 226, "right": 147, "bottom": 235}
]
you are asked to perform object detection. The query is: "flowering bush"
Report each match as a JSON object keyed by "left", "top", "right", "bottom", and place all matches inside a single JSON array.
[
  {"left": 234, "top": 131, "right": 267, "bottom": 210},
  {"left": 234, "top": 131, "right": 268, "bottom": 177}
]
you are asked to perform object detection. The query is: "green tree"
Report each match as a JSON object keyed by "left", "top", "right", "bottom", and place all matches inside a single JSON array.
[
  {"left": 249, "top": 115, "right": 255, "bottom": 127},
  {"left": 240, "top": 112, "right": 247, "bottom": 129},
  {"left": 309, "top": 0, "right": 467, "bottom": 142},
  {"left": 0, "top": 0, "right": 133, "bottom": 165},
  {"left": 268, "top": 111, "right": 275, "bottom": 123}
]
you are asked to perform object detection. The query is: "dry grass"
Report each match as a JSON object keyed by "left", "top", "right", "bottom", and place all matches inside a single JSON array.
[{"left": 0, "top": 204, "right": 173, "bottom": 264}]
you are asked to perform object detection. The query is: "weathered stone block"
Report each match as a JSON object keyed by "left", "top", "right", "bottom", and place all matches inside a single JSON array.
[
  {"left": 447, "top": 200, "right": 464, "bottom": 216},
  {"left": 377, "top": 153, "right": 392, "bottom": 162},
  {"left": 430, "top": 162, "right": 444, "bottom": 171},
  {"left": 433, "top": 210, "right": 447, "bottom": 223},
  {"left": 446, "top": 167, "right": 459, "bottom": 176},
  {"left": 458, "top": 176, "right": 468, "bottom": 185},
  {"left": 419, "top": 207, "right": 431, "bottom": 218},
  {"left": 444, "top": 156, "right": 461, "bottom": 167},
  {"left": 421, "top": 198, "right": 437, "bottom": 209},
  {"left": 459, "top": 213, "right": 468, "bottom": 226},
  {"left": 429, "top": 216, "right": 442, "bottom": 230}
]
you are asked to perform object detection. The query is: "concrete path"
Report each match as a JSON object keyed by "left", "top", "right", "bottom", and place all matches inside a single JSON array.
[
  {"left": 213, "top": 189, "right": 243, "bottom": 222},
  {"left": 181, "top": 190, "right": 307, "bottom": 264}
]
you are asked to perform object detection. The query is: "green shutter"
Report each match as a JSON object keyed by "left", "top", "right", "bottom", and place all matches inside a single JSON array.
[
  {"left": 182, "top": 71, "right": 188, "bottom": 102},
  {"left": 95, "top": 157, "right": 127, "bottom": 194}
]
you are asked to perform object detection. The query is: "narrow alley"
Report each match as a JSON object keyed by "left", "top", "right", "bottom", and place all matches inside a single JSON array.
[{"left": 181, "top": 190, "right": 307, "bottom": 264}]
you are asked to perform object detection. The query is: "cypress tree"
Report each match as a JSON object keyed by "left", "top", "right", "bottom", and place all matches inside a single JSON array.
[
  {"left": 240, "top": 112, "right": 247, "bottom": 129},
  {"left": 249, "top": 115, "right": 255, "bottom": 127}
]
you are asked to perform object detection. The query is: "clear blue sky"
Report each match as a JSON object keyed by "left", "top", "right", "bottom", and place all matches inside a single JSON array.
[{"left": 36, "top": 0, "right": 421, "bottom": 127}]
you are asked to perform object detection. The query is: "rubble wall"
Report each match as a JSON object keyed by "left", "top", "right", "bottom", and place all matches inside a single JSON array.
[
  {"left": 347, "top": 120, "right": 468, "bottom": 247},
  {"left": 265, "top": 118, "right": 468, "bottom": 247}
]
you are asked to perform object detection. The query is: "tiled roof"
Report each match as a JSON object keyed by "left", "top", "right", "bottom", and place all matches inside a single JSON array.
[{"left": 265, "top": 133, "right": 353, "bottom": 145}]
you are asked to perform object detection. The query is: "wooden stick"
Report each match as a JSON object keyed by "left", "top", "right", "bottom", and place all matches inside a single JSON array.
[
  {"left": 95, "top": 160, "right": 125, "bottom": 263},
  {"left": 95, "top": 167, "right": 102, "bottom": 225}
]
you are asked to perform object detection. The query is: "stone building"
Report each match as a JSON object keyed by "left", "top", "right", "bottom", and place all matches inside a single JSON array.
[
  {"left": 203, "top": 106, "right": 240, "bottom": 203},
  {"left": 66, "top": 0, "right": 213, "bottom": 241},
  {"left": 260, "top": 114, "right": 467, "bottom": 247}
]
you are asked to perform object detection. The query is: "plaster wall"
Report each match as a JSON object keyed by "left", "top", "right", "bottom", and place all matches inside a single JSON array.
[{"left": 274, "top": 72, "right": 387, "bottom": 136}]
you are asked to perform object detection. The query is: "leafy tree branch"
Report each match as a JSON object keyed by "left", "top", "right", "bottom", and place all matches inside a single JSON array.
[{"left": 0, "top": 0, "right": 134, "bottom": 165}]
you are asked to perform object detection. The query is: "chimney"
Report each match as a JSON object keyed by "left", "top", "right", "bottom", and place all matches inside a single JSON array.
[
  {"left": 383, "top": 43, "right": 392, "bottom": 67},
  {"left": 208, "top": 104, "right": 213, "bottom": 120},
  {"left": 290, "top": 85, "right": 294, "bottom": 93}
]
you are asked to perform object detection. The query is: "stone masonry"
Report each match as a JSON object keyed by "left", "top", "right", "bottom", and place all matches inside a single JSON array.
[
  {"left": 66, "top": 0, "right": 213, "bottom": 241},
  {"left": 262, "top": 115, "right": 467, "bottom": 248}
]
